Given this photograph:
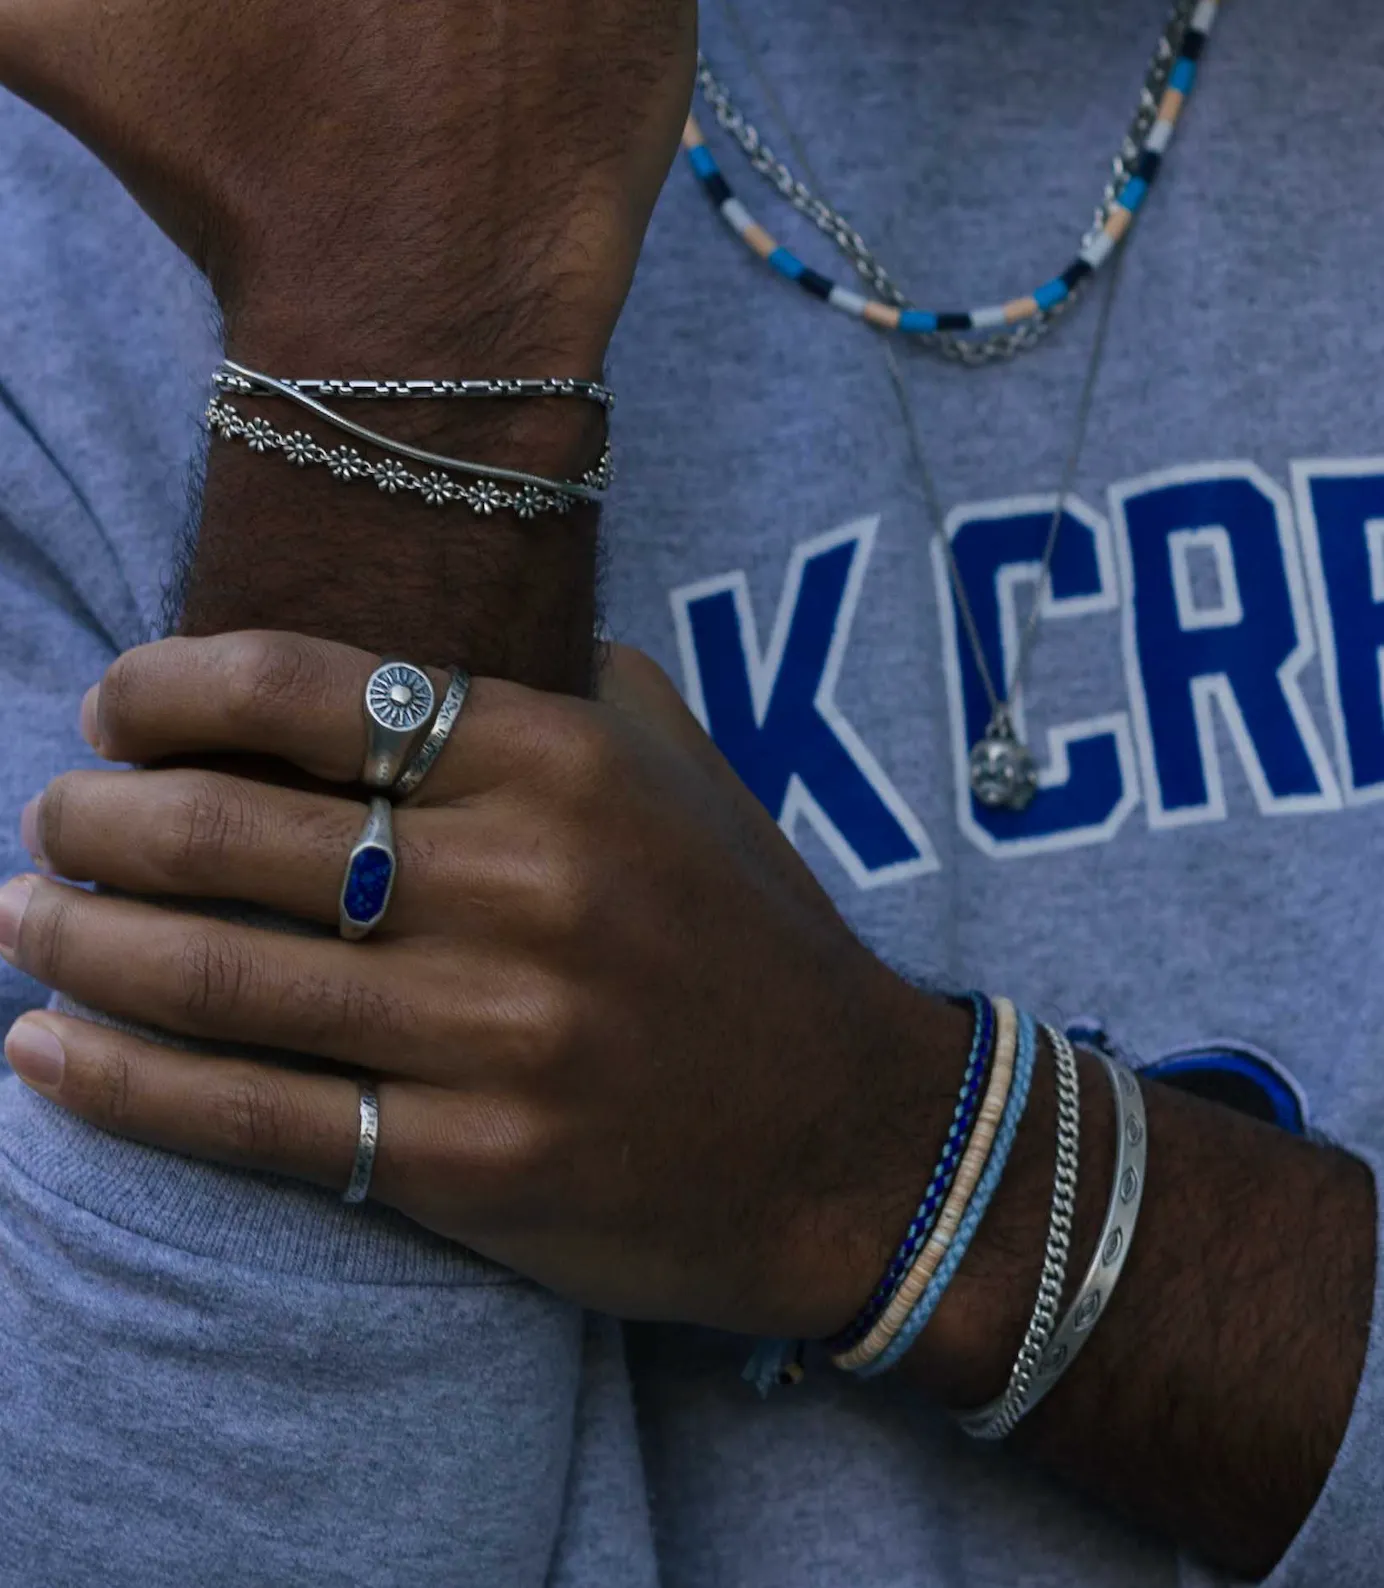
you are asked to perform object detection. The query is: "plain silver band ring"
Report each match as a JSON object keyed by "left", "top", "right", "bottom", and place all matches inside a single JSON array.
[
  {"left": 393, "top": 666, "right": 471, "bottom": 801},
  {"left": 343, "top": 1086, "right": 380, "bottom": 1204}
]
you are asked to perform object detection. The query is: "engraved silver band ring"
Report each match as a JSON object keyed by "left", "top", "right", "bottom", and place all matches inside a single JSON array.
[
  {"left": 343, "top": 1086, "right": 380, "bottom": 1205},
  {"left": 393, "top": 667, "right": 471, "bottom": 801}
]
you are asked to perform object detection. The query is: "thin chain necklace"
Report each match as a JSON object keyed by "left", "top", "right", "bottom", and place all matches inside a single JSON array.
[
  {"left": 707, "top": 1, "right": 1148, "bottom": 810},
  {"left": 884, "top": 264, "right": 1126, "bottom": 811},
  {"left": 689, "top": 0, "right": 1216, "bottom": 366}
]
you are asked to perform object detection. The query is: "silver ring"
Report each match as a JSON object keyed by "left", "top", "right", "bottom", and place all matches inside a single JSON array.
[
  {"left": 362, "top": 659, "right": 436, "bottom": 790},
  {"left": 392, "top": 666, "right": 471, "bottom": 801},
  {"left": 338, "top": 796, "right": 397, "bottom": 941},
  {"left": 343, "top": 1086, "right": 380, "bottom": 1204}
]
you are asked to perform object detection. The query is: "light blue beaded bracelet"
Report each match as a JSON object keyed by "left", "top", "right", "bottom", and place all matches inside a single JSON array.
[
  {"left": 826, "top": 992, "right": 996, "bottom": 1356},
  {"left": 853, "top": 1009, "right": 1040, "bottom": 1379},
  {"left": 743, "top": 993, "right": 997, "bottom": 1396}
]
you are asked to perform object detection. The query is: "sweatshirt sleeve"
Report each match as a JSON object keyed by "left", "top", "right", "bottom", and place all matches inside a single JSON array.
[{"left": 0, "top": 88, "right": 219, "bottom": 1034}]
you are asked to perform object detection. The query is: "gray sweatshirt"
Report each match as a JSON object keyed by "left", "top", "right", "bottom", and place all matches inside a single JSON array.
[{"left": 1, "top": 0, "right": 1382, "bottom": 1581}]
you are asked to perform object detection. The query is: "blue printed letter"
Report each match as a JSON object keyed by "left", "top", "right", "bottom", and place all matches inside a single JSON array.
[
  {"left": 1294, "top": 460, "right": 1384, "bottom": 804},
  {"left": 1112, "top": 464, "right": 1338, "bottom": 826},
  {"left": 937, "top": 495, "right": 1138, "bottom": 858},
  {"left": 672, "top": 519, "right": 938, "bottom": 887}
]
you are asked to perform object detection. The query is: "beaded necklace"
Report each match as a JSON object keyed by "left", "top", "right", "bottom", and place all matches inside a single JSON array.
[
  {"left": 684, "top": 1, "right": 1214, "bottom": 807},
  {"left": 684, "top": 0, "right": 1218, "bottom": 364}
]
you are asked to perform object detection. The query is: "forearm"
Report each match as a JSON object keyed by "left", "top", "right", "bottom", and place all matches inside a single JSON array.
[
  {"left": 0, "top": 0, "right": 695, "bottom": 692},
  {"left": 894, "top": 1018, "right": 1374, "bottom": 1578},
  {"left": 179, "top": 297, "right": 606, "bottom": 693}
]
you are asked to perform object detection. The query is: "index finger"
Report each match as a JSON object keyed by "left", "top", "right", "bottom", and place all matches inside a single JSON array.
[{"left": 84, "top": 629, "right": 577, "bottom": 801}]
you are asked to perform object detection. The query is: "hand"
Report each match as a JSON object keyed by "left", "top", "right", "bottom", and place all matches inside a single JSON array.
[
  {"left": 0, "top": 0, "right": 696, "bottom": 370},
  {"left": 1, "top": 632, "right": 967, "bottom": 1336}
]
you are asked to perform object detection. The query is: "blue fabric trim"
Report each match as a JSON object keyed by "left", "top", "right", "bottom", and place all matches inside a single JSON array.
[{"left": 1143, "top": 1051, "right": 1304, "bottom": 1134}]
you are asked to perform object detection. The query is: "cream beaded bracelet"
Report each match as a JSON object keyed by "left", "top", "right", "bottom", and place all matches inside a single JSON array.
[{"left": 832, "top": 997, "right": 1021, "bottom": 1373}]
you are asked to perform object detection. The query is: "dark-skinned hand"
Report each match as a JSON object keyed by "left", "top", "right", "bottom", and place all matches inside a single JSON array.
[{"left": 2, "top": 633, "right": 961, "bottom": 1336}]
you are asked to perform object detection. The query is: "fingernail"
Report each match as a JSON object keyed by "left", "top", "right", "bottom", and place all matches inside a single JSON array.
[
  {"left": 20, "top": 797, "right": 43, "bottom": 868},
  {"left": 80, "top": 685, "right": 101, "bottom": 751},
  {"left": 0, "top": 877, "right": 33, "bottom": 959},
  {"left": 4, "top": 1021, "right": 65, "bottom": 1092}
]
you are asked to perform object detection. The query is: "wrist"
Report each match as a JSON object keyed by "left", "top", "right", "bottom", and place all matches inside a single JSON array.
[
  {"left": 898, "top": 1038, "right": 1113, "bottom": 1410},
  {"left": 183, "top": 276, "right": 609, "bottom": 690},
  {"left": 758, "top": 977, "right": 979, "bottom": 1341},
  {"left": 222, "top": 206, "right": 634, "bottom": 382}
]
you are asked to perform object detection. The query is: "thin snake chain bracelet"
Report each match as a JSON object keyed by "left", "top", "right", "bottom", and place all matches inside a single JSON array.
[{"left": 685, "top": 0, "right": 1219, "bottom": 355}]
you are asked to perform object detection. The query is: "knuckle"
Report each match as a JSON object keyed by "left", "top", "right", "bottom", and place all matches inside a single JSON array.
[
  {"left": 453, "top": 1099, "right": 557, "bottom": 1216},
  {"left": 21, "top": 885, "right": 76, "bottom": 983},
  {"left": 222, "top": 632, "right": 332, "bottom": 734},
  {"left": 550, "top": 709, "right": 621, "bottom": 794},
  {"left": 34, "top": 772, "right": 76, "bottom": 867},
  {"left": 602, "top": 642, "right": 673, "bottom": 697},
  {"left": 94, "top": 650, "right": 143, "bottom": 746},
  {"left": 162, "top": 774, "right": 262, "bottom": 882},
  {"left": 525, "top": 972, "right": 587, "bottom": 1067},
  {"left": 174, "top": 929, "right": 257, "bottom": 1024},
  {"left": 531, "top": 851, "right": 597, "bottom": 940},
  {"left": 332, "top": 972, "right": 407, "bottom": 1051},
  {"left": 86, "top": 1046, "right": 136, "bottom": 1133},
  {"left": 209, "top": 1071, "right": 299, "bottom": 1163}
]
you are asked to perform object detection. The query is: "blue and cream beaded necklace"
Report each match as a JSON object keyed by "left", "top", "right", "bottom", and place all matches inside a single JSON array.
[
  {"left": 684, "top": 1, "right": 1220, "bottom": 808},
  {"left": 684, "top": 0, "right": 1219, "bottom": 364}
]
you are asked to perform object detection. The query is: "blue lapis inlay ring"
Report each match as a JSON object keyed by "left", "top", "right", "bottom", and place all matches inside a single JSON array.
[
  {"left": 339, "top": 796, "right": 398, "bottom": 941},
  {"left": 362, "top": 659, "right": 436, "bottom": 790}
]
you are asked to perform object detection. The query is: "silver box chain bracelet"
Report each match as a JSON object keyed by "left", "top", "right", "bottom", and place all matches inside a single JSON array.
[
  {"left": 957, "top": 1024, "right": 1081, "bottom": 1441},
  {"left": 217, "top": 372, "right": 616, "bottom": 410},
  {"left": 207, "top": 360, "right": 614, "bottom": 518}
]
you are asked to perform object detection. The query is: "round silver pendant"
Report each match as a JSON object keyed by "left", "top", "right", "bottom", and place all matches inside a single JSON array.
[
  {"left": 969, "top": 723, "right": 1038, "bottom": 812},
  {"left": 366, "top": 662, "right": 435, "bottom": 734}
]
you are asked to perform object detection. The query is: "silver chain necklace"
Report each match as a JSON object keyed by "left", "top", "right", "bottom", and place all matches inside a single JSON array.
[
  {"left": 697, "top": 0, "right": 1193, "bottom": 366},
  {"left": 883, "top": 262, "right": 1126, "bottom": 811},
  {"left": 711, "top": 0, "right": 1136, "bottom": 809}
]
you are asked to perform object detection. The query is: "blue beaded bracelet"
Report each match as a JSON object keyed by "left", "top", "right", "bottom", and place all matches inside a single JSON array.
[
  {"left": 742, "top": 994, "right": 997, "bottom": 1396},
  {"left": 854, "top": 1009, "right": 1040, "bottom": 1379},
  {"left": 825, "top": 993, "right": 996, "bottom": 1355}
]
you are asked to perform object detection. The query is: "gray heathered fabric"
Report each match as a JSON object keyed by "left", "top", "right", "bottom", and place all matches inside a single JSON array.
[{"left": 2, "top": 0, "right": 1384, "bottom": 1581}]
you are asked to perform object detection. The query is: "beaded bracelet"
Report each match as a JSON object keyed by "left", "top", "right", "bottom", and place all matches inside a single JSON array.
[
  {"left": 851, "top": 1006, "right": 1040, "bottom": 1379},
  {"left": 742, "top": 994, "right": 996, "bottom": 1395},
  {"left": 834, "top": 998, "right": 1023, "bottom": 1373},
  {"left": 825, "top": 993, "right": 997, "bottom": 1356}
]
